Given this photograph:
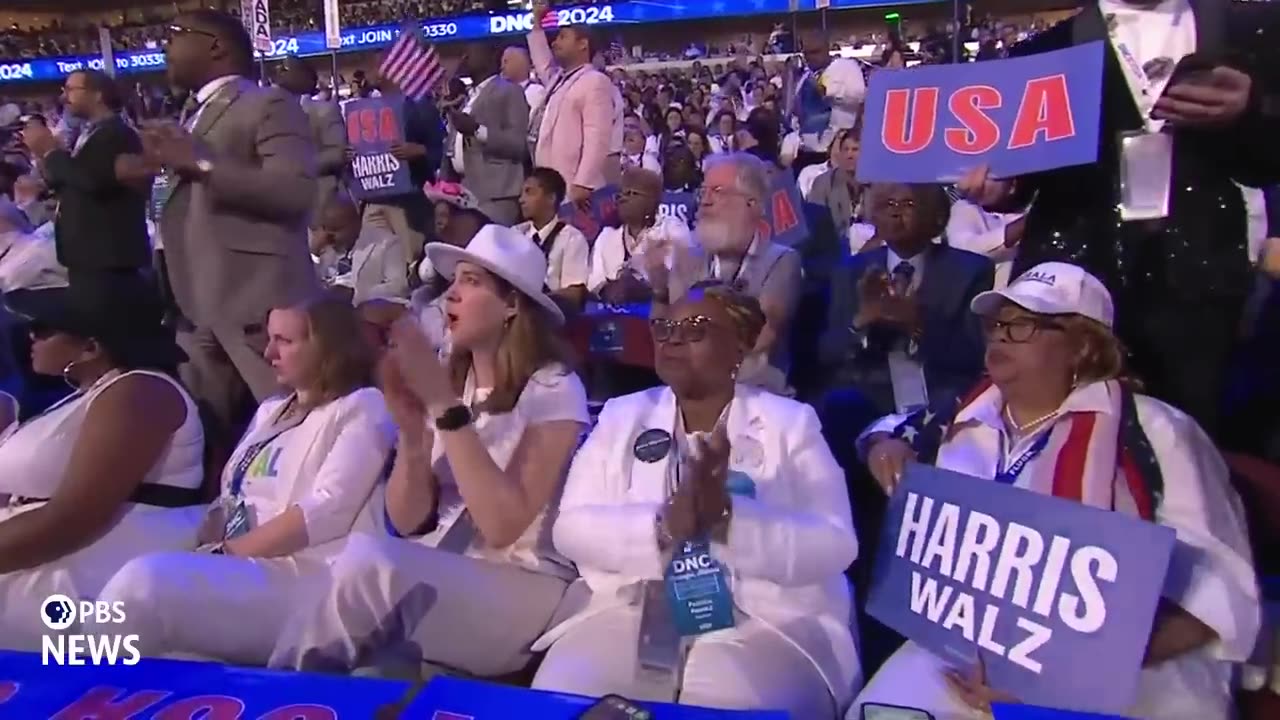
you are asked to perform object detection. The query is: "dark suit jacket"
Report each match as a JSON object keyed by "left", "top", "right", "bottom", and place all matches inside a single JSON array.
[
  {"left": 43, "top": 115, "right": 149, "bottom": 271},
  {"left": 818, "top": 244, "right": 992, "bottom": 415},
  {"left": 1009, "top": 0, "right": 1280, "bottom": 306}
]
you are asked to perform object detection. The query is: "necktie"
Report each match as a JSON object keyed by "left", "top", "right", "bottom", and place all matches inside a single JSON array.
[{"left": 892, "top": 260, "right": 915, "bottom": 295}]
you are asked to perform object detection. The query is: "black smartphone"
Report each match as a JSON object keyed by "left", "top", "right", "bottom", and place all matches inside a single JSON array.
[
  {"left": 860, "top": 702, "right": 936, "bottom": 720},
  {"left": 1165, "top": 52, "right": 1222, "bottom": 88},
  {"left": 577, "top": 694, "right": 654, "bottom": 720}
]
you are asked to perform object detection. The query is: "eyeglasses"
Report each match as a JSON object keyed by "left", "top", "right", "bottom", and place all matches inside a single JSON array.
[
  {"left": 879, "top": 198, "right": 916, "bottom": 210},
  {"left": 650, "top": 315, "right": 717, "bottom": 344},
  {"left": 618, "top": 188, "right": 655, "bottom": 200},
  {"left": 696, "top": 185, "right": 756, "bottom": 205},
  {"left": 981, "top": 316, "right": 1065, "bottom": 344},
  {"left": 167, "top": 24, "right": 219, "bottom": 43}
]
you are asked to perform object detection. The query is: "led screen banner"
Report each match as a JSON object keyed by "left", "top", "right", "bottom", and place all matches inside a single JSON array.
[{"left": 0, "top": 0, "right": 937, "bottom": 83}]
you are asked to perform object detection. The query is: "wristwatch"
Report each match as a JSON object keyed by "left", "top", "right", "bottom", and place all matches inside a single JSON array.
[{"left": 434, "top": 404, "right": 473, "bottom": 432}]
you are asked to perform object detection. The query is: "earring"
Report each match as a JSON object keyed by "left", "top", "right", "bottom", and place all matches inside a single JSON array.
[
  {"left": 1070, "top": 368, "right": 1079, "bottom": 389},
  {"left": 62, "top": 361, "right": 80, "bottom": 391},
  {"left": 730, "top": 364, "right": 740, "bottom": 382}
]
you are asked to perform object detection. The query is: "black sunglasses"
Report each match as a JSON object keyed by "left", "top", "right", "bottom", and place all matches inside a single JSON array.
[
  {"left": 168, "top": 24, "right": 219, "bottom": 43},
  {"left": 27, "top": 321, "right": 57, "bottom": 341}
]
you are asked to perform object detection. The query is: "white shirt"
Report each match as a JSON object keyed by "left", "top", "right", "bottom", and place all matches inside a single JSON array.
[
  {"left": 513, "top": 219, "right": 590, "bottom": 292},
  {"left": 797, "top": 161, "right": 830, "bottom": 200},
  {"left": 588, "top": 215, "right": 693, "bottom": 293},
  {"left": 799, "top": 58, "right": 867, "bottom": 153},
  {"left": 226, "top": 388, "right": 395, "bottom": 557},
  {"left": 1239, "top": 184, "right": 1268, "bottom": 264},
  {"left": 189, "top": 75, "right": 241, "bottom": 128},
  {"left": 420, "top": 365, "right": 588, "bottom": 579},
  {"left": 0, "top": 371, "right": 202, "bottom": 500},
  {"left": 859, "top": 382, "right": 1259, "bottom": 720},
  {"left": 523, "top": 80, "right": 546, "bottom": 115},
  {"left": 0, "top": 230, "right": 66, "bottom": 292},
  {"left": 945, "top": 198, "right": 1027, "bottom": 289}
]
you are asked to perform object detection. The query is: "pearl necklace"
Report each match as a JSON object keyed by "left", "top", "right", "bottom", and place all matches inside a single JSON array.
[{"left": 1002, "top": 404, "right": 1059, "bottom": 437}]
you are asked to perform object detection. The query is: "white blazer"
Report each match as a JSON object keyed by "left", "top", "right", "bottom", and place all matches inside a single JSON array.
[
  {"left": 226, "top": 387, "right": 396, "bottom": 558},
  {"left": 535, "top": 384, "right": 862, "bottom": 706}
]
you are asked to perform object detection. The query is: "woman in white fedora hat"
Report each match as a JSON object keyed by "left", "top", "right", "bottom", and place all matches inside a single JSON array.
[
  {"left": 270, "top": 224, "right": 589, "bottom": 679},
  {"left": 851, "top": 263, "right": 1258, "bottom": 720}
]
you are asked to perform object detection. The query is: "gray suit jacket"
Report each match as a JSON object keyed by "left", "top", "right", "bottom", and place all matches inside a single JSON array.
[
  {"left": 807, "top": 168, "right": 861, "bottom": 232},
  {"left": 302, "top": 95, "right": 348, "bottom": 219},
  {"left": 461, "top": 76, "right": 529, "bottom": 207},
  {"left": 161, "top": 78, "right": 319, "bottom": 329}
]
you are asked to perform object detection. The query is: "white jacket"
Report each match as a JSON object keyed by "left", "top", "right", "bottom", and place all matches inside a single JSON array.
[
  {"left": 535, "top": 383, "right": 862, "bottom": 706},
  {"left": 226, "top": 387, "right": 396, "bottom": 559}
]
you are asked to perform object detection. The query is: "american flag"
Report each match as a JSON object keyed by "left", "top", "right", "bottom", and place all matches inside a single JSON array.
[{"left": 379, "top": 24, "right": 446, "bottom": 101}]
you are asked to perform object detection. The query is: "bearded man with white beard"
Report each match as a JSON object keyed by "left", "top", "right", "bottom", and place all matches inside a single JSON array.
[{"left": 661, "top": 152, "right": 802, "bottom": 396}]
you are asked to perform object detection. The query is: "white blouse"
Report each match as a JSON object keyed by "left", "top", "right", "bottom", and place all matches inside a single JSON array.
[
  {"left": 588, "top": 215, "right": 693, "bottom": 294},
  {"left": 419, "top": 364, "right": 589, "bottom": 579},
  {"left": 0, "top": 370, "right": 202, "bottom": 501}
]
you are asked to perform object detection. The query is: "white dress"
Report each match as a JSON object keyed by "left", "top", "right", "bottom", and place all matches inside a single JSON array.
[{"left": 0, "top": 370, "right": 205, "bottom": 650}]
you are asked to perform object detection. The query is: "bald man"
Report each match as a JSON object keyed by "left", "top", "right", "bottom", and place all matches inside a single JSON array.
[
  {"left": 447, "top": 48, "right": 531, "bottom": 224},
  {"left": 501, "top": 46, "right": 546, "bottom": 114}
]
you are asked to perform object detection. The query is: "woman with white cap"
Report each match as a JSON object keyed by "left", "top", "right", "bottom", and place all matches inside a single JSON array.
[
  {"left": 270, "top": 224, "right": 589, "bottom": 679},
  {"left": 851, "top": 263, "right": 1259, "bottom": 720}
]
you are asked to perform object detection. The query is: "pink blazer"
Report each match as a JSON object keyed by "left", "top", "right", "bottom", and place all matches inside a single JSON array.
[{"left": 528, "top": 29, "right": 616, "bottom": 191}]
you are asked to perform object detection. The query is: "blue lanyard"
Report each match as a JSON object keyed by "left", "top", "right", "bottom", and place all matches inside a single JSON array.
[{"left": 995, "top": 429, "right": 1052, "bottom": 485}]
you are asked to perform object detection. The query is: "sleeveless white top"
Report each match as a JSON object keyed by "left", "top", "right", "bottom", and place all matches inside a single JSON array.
[{"left": 0, "top": 370, "right": 203, "bottom": 500}]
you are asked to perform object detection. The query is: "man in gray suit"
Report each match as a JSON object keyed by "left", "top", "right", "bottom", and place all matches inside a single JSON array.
[
  {"left": 277, "top": 57, "right": 348, "bottom": 225},
  {"left": 145, "top": 10, "right": 318, "bottom": 449},
  {"left": 447, "top": 47, "right": 531, "bottom": 225}
]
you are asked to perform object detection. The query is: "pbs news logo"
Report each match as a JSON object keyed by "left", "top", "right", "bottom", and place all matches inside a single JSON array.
[{"left": 40, "top": 594, "right": 140, "bottom": 666}]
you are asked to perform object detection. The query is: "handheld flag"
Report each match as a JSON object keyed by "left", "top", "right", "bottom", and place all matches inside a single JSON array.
[{"left": 379, "top": 24, "right": 445, "bottom": 101}]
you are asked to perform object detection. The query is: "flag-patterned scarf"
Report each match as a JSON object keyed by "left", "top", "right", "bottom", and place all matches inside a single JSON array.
[{"left": 892, "top": 379, "right": 1163, "bottom": 520}]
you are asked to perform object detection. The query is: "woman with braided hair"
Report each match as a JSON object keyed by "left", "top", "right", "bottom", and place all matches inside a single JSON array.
[
  {"left": 852, "top": 262, "right": 1258, "bottom": 720},
  {"left": 532, "top": 280, "right": 860, "bottom": 718}
]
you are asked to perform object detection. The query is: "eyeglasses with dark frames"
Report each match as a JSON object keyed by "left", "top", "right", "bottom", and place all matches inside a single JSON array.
[
  {"left": 981, "top": 316, "right": 1066, "bottom": 344},
  {"left": 650, "top": 315, "right": 717, "bottom": 344}
]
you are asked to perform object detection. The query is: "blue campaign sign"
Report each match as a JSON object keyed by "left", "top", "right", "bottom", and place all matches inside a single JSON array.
[
  {"left": 0, "top": 0, "right": 937, "bottom": 83},
  {"left": 0, "top": 650, "right": 411, "bottom": 717},
  {"left": 866, "top": 464, "right": 1175, "bottom": 715},
  {"left": 857, "top": 42, "right": 1106, "bottom": 184},
  {"left": 406, "top": 675, "right": 788, "bottom": 719},
  {"left": 344, "top": 96, "right": 414, "bottom": 200},
  {"left": 760, "top": 173, "right": 808, "bottom": 247}
]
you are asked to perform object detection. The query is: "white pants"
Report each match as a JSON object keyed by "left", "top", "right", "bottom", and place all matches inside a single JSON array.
[
  {"left": 269, "top": 532, "right": 568, "bottom": 677},
  {"left": 533, "top": 605, "right": 837, "bottom": 719},
  {"left": 852, "top": 641, "right": 1235, "bottom": 720},
  {"left": 0, "top": 503, "right": 204, "bottom": 651},
  {"left": 97, "top": 550, "right": 327, "bottom": 666}
]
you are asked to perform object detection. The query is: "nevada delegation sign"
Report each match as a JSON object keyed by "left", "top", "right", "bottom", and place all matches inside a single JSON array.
[{"left": 867, "top": 464, "right": 1176, "bottom": 714}]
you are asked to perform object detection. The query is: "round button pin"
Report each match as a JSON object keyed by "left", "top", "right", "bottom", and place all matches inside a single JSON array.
[{"left": 633, "top": 428, "right": 673, "bottom": 463}]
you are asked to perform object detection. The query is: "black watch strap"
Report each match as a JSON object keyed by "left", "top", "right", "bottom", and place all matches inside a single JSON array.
[{"left": 434, "top": 404, "right": 473, "bottom": 431}]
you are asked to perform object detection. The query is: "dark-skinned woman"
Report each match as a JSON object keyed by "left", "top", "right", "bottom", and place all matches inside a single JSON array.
[
  {"left": 532, "top": 282, "right": 860, "bottom": 719},
  {"left": 852, "top": 263, "right": 1258, "bottom": 720},
  {"left": 0, "top": 275, "right": 204, "bottom": 649}
]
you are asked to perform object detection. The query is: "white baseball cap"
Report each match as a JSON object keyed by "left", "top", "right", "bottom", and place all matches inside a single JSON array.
[
  {"left": 425, "top": 224, "right": 564, "bottom": 325},
  {"left": 970, "top": 262, "right": 1114, "bottom": 328}
]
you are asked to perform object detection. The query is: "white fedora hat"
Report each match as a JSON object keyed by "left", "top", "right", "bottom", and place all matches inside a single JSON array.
[{"left": 424, "top": 224, "right": 564, "bottom": 325}]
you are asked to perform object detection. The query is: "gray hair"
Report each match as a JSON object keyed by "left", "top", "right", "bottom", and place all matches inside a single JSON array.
[{"left": 703, "top": 152, "right": 771, "bottom": 204}]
